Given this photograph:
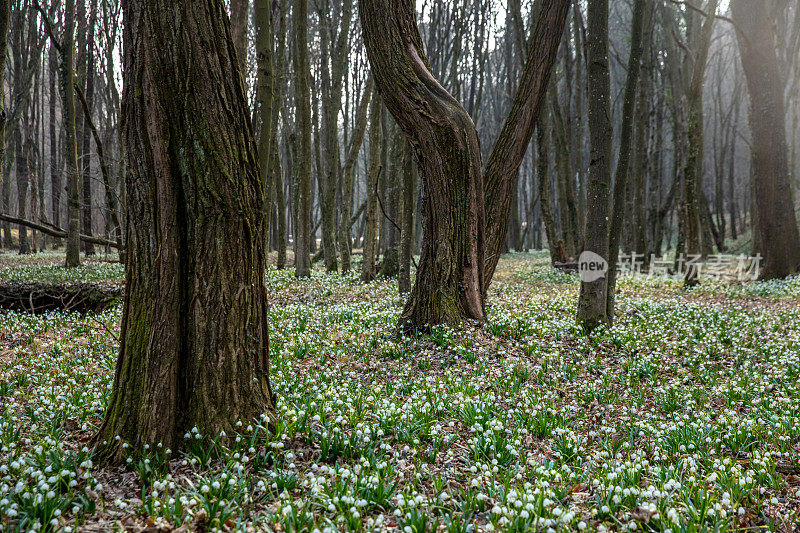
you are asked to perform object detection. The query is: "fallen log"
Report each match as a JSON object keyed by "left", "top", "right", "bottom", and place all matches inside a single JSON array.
[
  {"left": 0, "top": 281, "right": 123, "bottom": 314},
  {"left": 0, "top": 213, "right": 122, "bottom": 249},
  {"left": 553, "top": 261, "right": 579, "bottom": 274}
]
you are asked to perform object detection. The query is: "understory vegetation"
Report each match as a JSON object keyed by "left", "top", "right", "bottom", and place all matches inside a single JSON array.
[{"left": 0, "top": 253, "right": 798, "bottom": 532}]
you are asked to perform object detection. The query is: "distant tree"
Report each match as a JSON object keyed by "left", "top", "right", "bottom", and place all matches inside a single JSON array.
[
  {"left": 293, "top": 0, "right": 312, "bottom": 278},
  {"left": 732, "top": 0, "right": 800, "bottom": 278},
  {"left": 94, "top": 0, "right": 275, "bottom": 462}
]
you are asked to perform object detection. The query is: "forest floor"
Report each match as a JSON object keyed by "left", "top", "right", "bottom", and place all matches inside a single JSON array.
[{"left": 0, "top": 251, "right": 799, "bottom": 532}]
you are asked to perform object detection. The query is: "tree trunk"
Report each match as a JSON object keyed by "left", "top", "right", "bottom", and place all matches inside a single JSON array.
[
  {"left": 338, "top": 78, "right": 373, "bottom": 273},
  {"left": 52, "top": 0, "right": 82, "bottom": 267},
  {"left": 360, "top": 0, "right": 486, "bottom": 332},
  {"left": 293, "top": 0, "right": 312, "bottom": 277},
  {"left": 605, "top": 0, "right": 649, "bottom": 322},
  {"left": 536, "top": 112, "right": 558, "bottom": 262},
  {"left": 732, "top": 0, "right": 800, "bottom": 278},
  {"left": 398, "top": 137, "right": 415, "bottom": 293},
  {"left": 360, "top": 94, "right": 382, "bottom": 283},
  {"left": 576, "top": 0, "right": 612, "bottom": 331},
  {"left": 94, "top": 0, "right": 275, "bottom": 463},
  {"left": 682, "top": 0, "right": 718, "bottom": 285},
  {"left": 49, "top": 43, "right": 61, "bottom": 247},
  {"left": 81, "top": 0, "right": 97, "bottom": 256},
  {"left": 230, "top": 0, "right": 249, "bottom": 76},
  {"left": 482, "top": 0, "right": 571, "bottom": 288},
  {"left": 255, "top": 0, "right": 273, "bottom": 254}
]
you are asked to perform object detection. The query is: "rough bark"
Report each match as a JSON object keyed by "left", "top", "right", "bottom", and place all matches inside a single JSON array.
[
  {"left": 732, "top": 0, "right": 800, "bottom": 278},
  {"left": 94, "top": 0, "right": 275, "bottom": 463},
  {"left": 360, "top": 0, "right": 486, "bottom": 332},
  {"left": 482, "top": 0, "right": 571, "bottom": 288},
  {"left": 576, "top": 0, "right": 612, "bottom": 331}
]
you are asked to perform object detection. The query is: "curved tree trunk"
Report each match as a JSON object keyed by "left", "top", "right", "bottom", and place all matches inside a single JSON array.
[
  {"left": 359, "top": 0, "right": 485, "bottom": 332},
  {"left": 732, "top": 0, "right": 800, "bottom": 278},
  {"left": 94, "top": 0, "right": 274, "bottom": 463}
]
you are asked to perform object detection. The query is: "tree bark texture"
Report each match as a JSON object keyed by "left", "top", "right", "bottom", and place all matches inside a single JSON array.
[{"left": 94, "top": 0, "right": 275, "bottom": 463}]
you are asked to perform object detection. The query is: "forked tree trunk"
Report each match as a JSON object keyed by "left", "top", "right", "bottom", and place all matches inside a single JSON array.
[
  {"left": 94, "top": 0, "right": 275, "bottom": 463},
  {"left": 732, "top": 0, "right": 800, "bottom": 279},
  {"left": 360, "top": 0, "right": 486, "bottom": 332}
]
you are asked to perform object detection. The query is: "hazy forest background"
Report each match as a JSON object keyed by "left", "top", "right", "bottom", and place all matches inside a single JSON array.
[{"left": 0, "top": 0, "right": 799, "bottom": 531}]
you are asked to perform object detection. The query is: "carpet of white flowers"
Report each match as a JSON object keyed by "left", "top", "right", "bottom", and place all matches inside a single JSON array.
[{"left": 1, "top": 252, "right": 799, "bottom": 532}]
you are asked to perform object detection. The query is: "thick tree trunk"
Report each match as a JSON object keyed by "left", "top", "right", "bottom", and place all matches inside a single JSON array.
[
  {"left": 293, "top": 0, "right": 312, "bottom": 277},
  {"left": 732, "top": 0, "right": 800, "bottom": 278},
  {"left": 482, "top": 0, "right": 571, "bottom": 288},
  {"left": 360, "top": 0, "right": 486, "bottom": 332},
  {"left": 94, "top": 0, "right": 274, "bottom": 463},
  {"left": 576, "top": 0, "right": 612, "bottom": 331}
]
